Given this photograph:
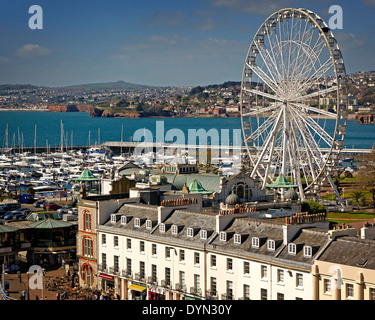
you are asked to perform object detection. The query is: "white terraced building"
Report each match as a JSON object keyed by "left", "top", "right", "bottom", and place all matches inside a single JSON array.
[{"left": 77, "top": 190, "right": 359, "bottom": 300}]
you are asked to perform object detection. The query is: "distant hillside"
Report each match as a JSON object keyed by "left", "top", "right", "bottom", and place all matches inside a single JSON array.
[
  {"left": 0, "top": 84, "right": 41, "bottom": 90},
  {"left": 63, "top": 80, "right": 154, "bottom": 91}
]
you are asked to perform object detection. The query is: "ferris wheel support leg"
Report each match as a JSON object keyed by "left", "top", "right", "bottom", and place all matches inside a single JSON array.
[{"left": 327, "top": 175, "right": 344, "bottom": 207}]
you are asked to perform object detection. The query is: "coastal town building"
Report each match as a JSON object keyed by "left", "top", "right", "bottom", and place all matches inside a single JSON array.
[{"left": 76, "top": 184, "right": 375, "bottom": 300}]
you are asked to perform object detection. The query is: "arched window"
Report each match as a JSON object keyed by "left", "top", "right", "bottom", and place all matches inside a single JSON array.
[
  {"left": 82, "top": 264, "right": 93, "bottom": 287},
  {"left": 83, "top": 210, "right": 91, "bottom": 232}
]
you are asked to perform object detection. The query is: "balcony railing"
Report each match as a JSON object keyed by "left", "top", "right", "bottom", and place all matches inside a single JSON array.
[
  {"left": 121, "top": 269, "right": 132, "bottom": 279},
  {"left": 147, "top": 276, "right": 158, "bottom": 285},
  {"left": 97, "top": 264, "right": 107, "bottom": 273},
  {"left": 109, "top": 266, "right": 120, "bottom": 276},
  {"left": 206, "top": 290, "right": 218, "bottom": 300},
  {"left": 175, "top": 283, "right": 186, "bottom": 292},
  {"left": 134, "top": 273, "right": 146, "bottom": 282},
  {"left": 190, "top": 287, "right": 202, "bottom": 297},
  {"left": 161, "top": 279, "right": 171, "bottom": 289},
  {"left": 221, "top": 293, "right": 233, "bottom": 300}
]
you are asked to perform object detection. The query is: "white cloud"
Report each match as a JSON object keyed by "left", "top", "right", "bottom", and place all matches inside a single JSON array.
[{"left": 14, "top": 44, "right": 51, "bottom": 58}]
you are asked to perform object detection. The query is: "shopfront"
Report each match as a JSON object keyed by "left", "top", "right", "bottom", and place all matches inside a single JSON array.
[
  {"left": 99, "top": 272, "right": 114, "bottom": 291},
  {"left": 128, "top": 282, "right": 147, "bottom": 300},
  {"left": 148, "top": 286, "right": 166, "bottom": 300}
]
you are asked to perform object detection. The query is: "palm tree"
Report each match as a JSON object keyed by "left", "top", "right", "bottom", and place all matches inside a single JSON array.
[
  {"left": 351, "top": 191, "right": 365, "bottom": 210},
  {"left": 370, "top": 188, "right": 375, "bottom": 208},
  {"left": 352, "top": 191, "right": 365, "bottom": 203}
]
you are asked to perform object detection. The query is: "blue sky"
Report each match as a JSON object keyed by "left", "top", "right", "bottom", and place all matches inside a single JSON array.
[{"left": 0, "top": 0, "right": 374, "bottom": 87}]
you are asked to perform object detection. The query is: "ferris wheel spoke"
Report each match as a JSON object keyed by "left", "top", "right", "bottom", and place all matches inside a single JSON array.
[
  {"left": 242, "top": 103, "right": 282, "bottom": 117},
  {"left": 291, "top": 114, "right": 324, "bottom": 170},
  {"left": 246, "top": 63, "right": 281, "bottom": 94},
  {"left": 242, "top": 87, "right": 283, "bottom": 102},
  {"left": 296, "top": 57, "right": 335, "bottom": 95},
  {"left": 289, "top": 104, "right": 334, "bottom": 147},
  {"left": 254, "top": 42, "right": 283, "bottom": 86},
  {"left": 250, "top": 109, "right": 283, "bottom": 177},
  {"left": 290, "top": 102, "right": 337, "bottom": 119},
  {"left": 291, "top": 85, "right": 337, "bottom": 102},
  {"left": 249, "top": 113, "right": 279, "bottom": 143}
]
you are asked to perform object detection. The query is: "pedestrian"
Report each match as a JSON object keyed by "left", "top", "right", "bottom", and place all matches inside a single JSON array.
[
  {"left": 22, "top": 289, "right": 26, "bottom": 300},
  {"left": 35, "top": 295, "right": 39, "bottom": 300},
  {"left": 56, "top": 292, "right": 60, "bottom": 300}
]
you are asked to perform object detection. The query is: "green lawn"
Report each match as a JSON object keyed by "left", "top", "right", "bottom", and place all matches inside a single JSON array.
[{"left": 327, "top": 211, "right": 375, "bottom": 224}]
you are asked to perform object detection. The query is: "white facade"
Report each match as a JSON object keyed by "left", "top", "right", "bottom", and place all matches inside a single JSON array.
[{"left": 94, "top": 199, "right": 329, "bottom": 300}]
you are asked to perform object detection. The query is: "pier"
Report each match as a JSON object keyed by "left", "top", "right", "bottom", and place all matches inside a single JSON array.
[{"left": 1, "top": 141, "right": 373, "bottom": 156}]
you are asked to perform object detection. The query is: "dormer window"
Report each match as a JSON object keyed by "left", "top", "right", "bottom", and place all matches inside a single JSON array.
[
  {"left": 121, "top": 216, "right": 127, "bottom": 225},
  {"left": 267, "top": 240, "right": 275, "bottom": 251},
  {"left": 111, "top": 214, "right": 117, "bottom": 223},
  {"left": 252, "top": 237, "right": 259, "bottom": 248},
  {"left": 288, "top": 243, "right": 296, "bottom": 255},
  {"left": 219, "top": 232, "right": 227, "bottom": 242},
  {"left": 200, "top": 230, "right": 207, "bottom": 240},
  {"left": 134, "top": 218, "right": 140, "bottom": 228},
  {"left": 187, "top": 228, "right": 194, "bottom": 237},
  {"left": 159, "top": 223, "right": 166, "bottom": 233},
  {"left": 171, "top": 225, "right": 178, "bottom": 235},
  {"left": 303, "top": 246, "right": 312, "bottom": 257},
  {"left": 146, "top": 219, "right": 152, "bottom": 230},
  {"left": 234, "top": 234, "right": 242, "bottom": 244}
]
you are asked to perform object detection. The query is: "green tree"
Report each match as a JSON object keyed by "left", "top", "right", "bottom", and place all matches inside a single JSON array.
[{"left": 301, "top": 201, "right": 327, "bottom": 215}]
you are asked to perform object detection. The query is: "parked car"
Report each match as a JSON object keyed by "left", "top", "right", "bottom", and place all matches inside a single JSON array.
[
  {"left": 12, "top": 212, "right": 27, "bottom": 220},
  {"left": 57, "top": 206, "right": 72, "bottom": 214},
  {"left": 68, "top": 208, "right": 78, "bottom": 215},
  {"left": 0, "top": 212, "right": 9, "bottom": 219},
  {"left": 4, "top": 211, "right": 17, "bottom": 220},
  {"left": 33, "top": 200, "right": 45, "bottom": 208},
  {"left": 44, "top": 203, "right": 62, "bottom": 211},
  {"left": 0, "top": 203, "right": 21, "bottom": 214},
  {"left": 19, "top": 208, "right": 32, "bottom": 215}
]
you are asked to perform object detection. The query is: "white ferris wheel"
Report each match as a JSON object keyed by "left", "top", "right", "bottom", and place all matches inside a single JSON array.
[{"left": 240, "top": 8, "right": 348, "bottom": 203}]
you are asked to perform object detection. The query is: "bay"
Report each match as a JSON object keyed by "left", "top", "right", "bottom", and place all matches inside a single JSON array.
[{"left": 0, "top": 111, "right": 374, "bottom": 149}]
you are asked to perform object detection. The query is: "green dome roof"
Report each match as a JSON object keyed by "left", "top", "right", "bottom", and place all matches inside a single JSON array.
[
  {"left": 72, "top": 168, "right": 100, "bottom": 181},
  {"left": 188, "top": 179, "right": 213, "bottom": 194},
  {"left": 266, "top": 174, "right": 298, "bottom": 188}
]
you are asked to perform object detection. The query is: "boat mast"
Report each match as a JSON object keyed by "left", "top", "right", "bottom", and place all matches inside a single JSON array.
[{"left": 34, "top": 124, "right": 37, "bottom": 155}]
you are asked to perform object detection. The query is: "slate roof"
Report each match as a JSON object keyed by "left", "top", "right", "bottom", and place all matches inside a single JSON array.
[
  {"left": 318, "top": 236, "right": 375, "bottom": 269},
  {"left": 102, "top": 203, "right": 159, "bottom": 234},
  {"left": 210, "top": 218, "right": 285, "bottom": 257},
  {"left": 152, "top": 209, "right": 217, "bottom": 244}
]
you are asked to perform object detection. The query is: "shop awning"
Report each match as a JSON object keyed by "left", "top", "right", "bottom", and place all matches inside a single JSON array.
[
  {"left": 99, "top": 273, "right": 113, "bottom": 280},
  {"left": 129, "top": 284, "right": 147, "bottom": 292}
]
